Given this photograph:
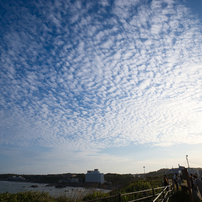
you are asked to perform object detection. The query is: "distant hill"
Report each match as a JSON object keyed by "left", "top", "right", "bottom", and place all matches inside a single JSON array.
[
  {"left": 146, "top": 167, "right": 202, "bottom": 178},
  {"left": 146, "top": 168, "right": 170, "bottom": 177}
]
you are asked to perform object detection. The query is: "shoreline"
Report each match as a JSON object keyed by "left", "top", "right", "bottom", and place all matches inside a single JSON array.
[
  {"left": 0, "top": 180, "right": 110, "bottom": 198},
  {"left": 0, "top": 179, "right": 115, "bottom": 191}
]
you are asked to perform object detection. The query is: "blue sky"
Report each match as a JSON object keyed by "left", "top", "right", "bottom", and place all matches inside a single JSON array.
[{"left": 1, "top": 0, "right": 202, "bottom": 175}]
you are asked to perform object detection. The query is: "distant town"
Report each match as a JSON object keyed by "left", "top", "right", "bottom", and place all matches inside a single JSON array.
[{"left": 1, "top": 166, "right": 202, "bottom": 190}]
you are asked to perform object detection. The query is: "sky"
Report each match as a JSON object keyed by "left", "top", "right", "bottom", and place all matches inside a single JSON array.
[{"left": 1, "top": 0, "right": 202, "bottom": 175}]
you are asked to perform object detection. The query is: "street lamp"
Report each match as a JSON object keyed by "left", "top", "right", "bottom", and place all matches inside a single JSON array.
[
  {"left": 143, "top": 166, "right": 145, "bottom": 178},
  {"left": 186, "top": 155, "right": 190, "bottom": 169}
]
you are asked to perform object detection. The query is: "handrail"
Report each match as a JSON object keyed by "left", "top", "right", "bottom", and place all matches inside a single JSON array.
[
  {"left": 83, "top": 184, "right": 173, "bottom": 202},
  {"left": 152, "top": 185, "right": 172, "bottom": 202},
  {"left": 121, "top": 188, "right": 153, "bottom": 196},
  {"left": 153, "top": 186, "right": 165, "bottom": 190},
  {"left": 153, "top": 186, "right": 167, "bottom": 202},
  {"left": 128, "top": 195, "right": 154, "bottom": 202}
]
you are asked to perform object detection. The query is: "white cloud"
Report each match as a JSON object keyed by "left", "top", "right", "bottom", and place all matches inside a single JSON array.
[
  {"left": 1, "top": 0, "right": 202, "bottom": 173},
  {"left": 138, "top": 79, "right": 151, "bottom": 90}
]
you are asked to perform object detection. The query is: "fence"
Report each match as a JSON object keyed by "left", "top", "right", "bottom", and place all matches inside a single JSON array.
[{"left": 83, "top": 184, "right": 174, "bottom": 202}]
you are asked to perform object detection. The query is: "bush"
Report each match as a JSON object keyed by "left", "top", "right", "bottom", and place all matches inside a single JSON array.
[
  {"left": 82, "top": 191, "right": 110, "bottom": 201},
  {"left": 0, "top": 191, "right": 77, "bottom": 202}
]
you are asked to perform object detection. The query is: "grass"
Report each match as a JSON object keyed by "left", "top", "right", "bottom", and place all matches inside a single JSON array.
[{"left": 0, "top": 191, "right": 82, "bottom": 202}]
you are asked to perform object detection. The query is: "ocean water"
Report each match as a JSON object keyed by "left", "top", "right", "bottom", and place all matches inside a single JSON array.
[{"left": 0, "top": 181, "right": 109, "bottom": 198}]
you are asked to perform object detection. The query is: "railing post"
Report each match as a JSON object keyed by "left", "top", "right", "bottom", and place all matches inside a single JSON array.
[
  {"left": 152, "top": 188, "right": 155, "bottom": 197},
  {"left": 172, "top": 179, "right": 175, "bottom": 192},
  {"left": 170, "top": 184, "right": 172, "bottom": 194},
  {"left": 167, "top": 185, "right": 169, "bottom": 198},
  {"left": 151, "top": 188, "right": 155, "bottom": 202},
  {"left": 118, "top": 193, "right": 122, "bottom": 202}
]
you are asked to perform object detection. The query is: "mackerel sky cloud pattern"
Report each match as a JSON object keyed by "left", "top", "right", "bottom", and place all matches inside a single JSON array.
[{"left": 1, "top": 0, "right": 202, "bottom": 173}]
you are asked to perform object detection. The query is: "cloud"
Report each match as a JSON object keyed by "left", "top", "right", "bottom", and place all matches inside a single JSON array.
[
  {"left": 0, "top": 0, "right": 202, "bottom": 160},
  {"left": 138, "top": 79, "right": 151, "bottom": 90}
]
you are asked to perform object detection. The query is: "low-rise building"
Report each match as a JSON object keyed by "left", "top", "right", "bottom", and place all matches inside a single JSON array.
[
  {"left": 85, "top": 169, "right": 104, "bottom": 184},
  {"left": 70, "top": 178, "right": 79, "bottom": 183},
  {"left": 9, "top": 176, "right": 25, "bottom": 181}
]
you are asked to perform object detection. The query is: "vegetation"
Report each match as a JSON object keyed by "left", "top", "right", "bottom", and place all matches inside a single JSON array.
[
  {"left": 0, "top": 179, "right": 164, "bottom": 202},
  {"left": 84, "top": 181, "right": 151, "bottom": 201},
  {"left": 0, "top": 191, "right": 78, "bottom": 202},
  {"left": 104, "top": 173, "right": 135, "bottom": 188},
  {"left": 0, "top": 170, "right": 190, "bottom": 202},
  {"left": 146, "top": 168, "right": 169, "bottom": 178},
  {"left": 82, "top": 191, "right": 111, "bottom": 202}
]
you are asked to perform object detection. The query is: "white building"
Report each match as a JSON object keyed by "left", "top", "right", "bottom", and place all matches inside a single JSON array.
[{"left": 85, "top": 169, "right": 104, "bottom": 184}]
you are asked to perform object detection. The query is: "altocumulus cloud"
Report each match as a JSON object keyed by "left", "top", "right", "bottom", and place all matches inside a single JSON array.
[{"left": 1, "top": 0, "right": 202, "bottom": 166}]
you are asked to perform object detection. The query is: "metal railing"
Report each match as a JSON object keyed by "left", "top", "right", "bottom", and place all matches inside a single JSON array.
[{"left": 83, "top": 184, "right": 174, "bottom": 202}]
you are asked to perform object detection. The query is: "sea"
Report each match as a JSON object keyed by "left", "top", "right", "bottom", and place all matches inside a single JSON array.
[{"left": 0, "top": 181, "right": 110, "bottom": 198}]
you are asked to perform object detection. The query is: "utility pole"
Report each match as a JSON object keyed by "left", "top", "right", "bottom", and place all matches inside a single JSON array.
[{"left": 186, "top": 155, "right": 190, "bottom": 169}]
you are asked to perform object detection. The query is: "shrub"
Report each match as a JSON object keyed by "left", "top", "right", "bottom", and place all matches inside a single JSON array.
[{"left": 0, "top": 191, "right": 77, "bottom": 202}]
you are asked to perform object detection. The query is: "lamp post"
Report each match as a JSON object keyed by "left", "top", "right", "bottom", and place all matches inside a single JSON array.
[
  {"left": 186, "top": 155, "right": 190, "bottom": 169},
  {"left": 143, "top": 166, "right": 145, "bottom": 179}
]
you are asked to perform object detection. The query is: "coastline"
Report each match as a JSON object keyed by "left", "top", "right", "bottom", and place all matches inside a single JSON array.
[
  {"left": 0, "top": 179, "right": 114, "bottom": 191},
  {"left": 0, "top": 180, "right": 111, "bottom": 198}
]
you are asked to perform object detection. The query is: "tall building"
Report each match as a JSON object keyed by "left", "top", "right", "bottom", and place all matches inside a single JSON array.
[{"left": 85, "top": 169, "right": 104, "bottom": 184}]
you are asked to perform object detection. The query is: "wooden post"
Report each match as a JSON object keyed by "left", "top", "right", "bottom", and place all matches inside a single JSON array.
[
  {"left": 152, "top": 188, "right": 155, "bottom": 197},
  {"left": 172, "top": 178, "right": 175, "bottom": 192},
  {"left": 118, "top": 193, "right": 122, "bottom": 202},
  {"left": 184, "top": 168, "right": 194, "bottom": 202}
]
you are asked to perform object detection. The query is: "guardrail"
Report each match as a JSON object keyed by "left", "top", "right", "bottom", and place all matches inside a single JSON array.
[{"left": 83, "top": 184, "right": 174, "bottom": 202}]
